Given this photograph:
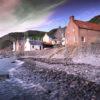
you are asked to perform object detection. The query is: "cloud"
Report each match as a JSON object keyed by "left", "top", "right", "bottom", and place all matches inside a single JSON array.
[{"left": 0, "top": 0, "right": 66, "bottom": 37}]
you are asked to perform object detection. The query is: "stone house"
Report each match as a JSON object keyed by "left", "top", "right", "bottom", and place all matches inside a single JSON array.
[
  {"left": 13, "top": 39, "right": 24, "bottom": 52},
  {"left": 65, "top": 16, "right": 100, "bottom": 54},
  {"left": 54, "top": 26, "right": 66, "bottom": 45}
]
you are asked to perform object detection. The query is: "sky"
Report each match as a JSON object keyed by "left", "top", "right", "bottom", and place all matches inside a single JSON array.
[{"left": 0, "top": 0, "right": 100, "bottom": 37}]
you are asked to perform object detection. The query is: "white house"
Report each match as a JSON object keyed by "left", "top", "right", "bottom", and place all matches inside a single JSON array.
[
  {"left": 13, "top": 42, "right": 16, "bottom": 51},
  {"left": 43, "top": 33, "right": 53, "bottom": 44},
  {"left": 24, "top": 38, "right": 31, "bottom": 51},
  {"left": 62, "top": 37, "right": 65, "bottom": 46},
  {"left": 13, "top": 38, "right": 43, "bottom": 52},
  {"left": 24, "top": 38, "right": 43, "bottom": 51},
  {"left": 29, "top": 40, "right": 43, "bottom": 50}
]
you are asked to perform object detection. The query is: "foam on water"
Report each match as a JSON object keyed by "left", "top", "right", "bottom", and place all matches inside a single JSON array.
[
  {"left": 13, "top": 78, "right": 45, "bottom": 90},
  {"left": 8, "top": 59, "right": 45, "bottom": 91},
  {"left": 7, "top": 76, "right": 45, "bottom": 90},
  {"left": 9, "top": 60, "right": 24, "bottom": 76},
  {"left": 15, "top": 60, "right": 24, "bottom": 66}
]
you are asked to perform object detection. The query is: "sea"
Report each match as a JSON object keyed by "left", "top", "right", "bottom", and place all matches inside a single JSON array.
[
  {"left": 0, "top": 56, "right": 46, "bottom": 100},
  {"left": 0, "top": 56, "right": 96, "bottom": 100}
]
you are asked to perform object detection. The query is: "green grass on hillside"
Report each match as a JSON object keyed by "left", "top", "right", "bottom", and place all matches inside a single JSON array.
[{"left": 89, "top": 15, "right": 100, "bottom": 24}]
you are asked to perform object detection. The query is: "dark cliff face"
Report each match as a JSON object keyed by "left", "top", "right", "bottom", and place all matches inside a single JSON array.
[{"left": 89, "top": 15, "right": 100, "bottom": 24}]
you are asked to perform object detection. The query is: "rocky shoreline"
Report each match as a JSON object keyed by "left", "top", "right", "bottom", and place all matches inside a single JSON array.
[
  {"left": 0, "top": 74, "right": 9, "bottom": 81},
  {"left": 0, "top": 49, "right": 100, "bottom": 99},
  {"left": 11, "top": 59, "right": 100, "bottom": 100},
  {"left": 21, "top": 57, "right": 100, "bottom": 84},
  {"left": 0, "top": 51, "right": 14, "bottom": 58}
]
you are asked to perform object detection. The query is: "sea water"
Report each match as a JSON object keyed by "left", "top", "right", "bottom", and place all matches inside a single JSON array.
[{"left": 0, "top": 57, "right": 46, "bottom": 100}]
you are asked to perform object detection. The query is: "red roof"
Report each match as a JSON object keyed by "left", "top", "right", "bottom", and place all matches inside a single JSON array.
[{"left": 74, "top": 20, "right": 100, "bottom": 31}]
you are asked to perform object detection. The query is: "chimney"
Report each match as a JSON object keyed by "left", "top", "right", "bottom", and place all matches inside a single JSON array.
[{"left": 70, "top": 16, "right": 74, "bottom": 21}]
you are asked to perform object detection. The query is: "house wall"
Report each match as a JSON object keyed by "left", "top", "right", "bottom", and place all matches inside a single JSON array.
[
  {"left": 79, "top": 29, "right": 100, "bottom": 54},
  {"left": 79, "top": 29, "right": 100, "bottom": 44},
  {"left": 65, "top": 16, "right": 100, "bottom": 55},
  {"left": 15, "top": 40, "right": 20, "bottom": 51},
  {"left": 24, "top": 39, "right": 31, "bottom": 51},
  {"left": 55, "top": 27, "right": 65, "bottom": 41},
  {"left": 65, "top": 17, "right": 79, "bottom": 46},
  {"left": 14, "top": 40, "right": 24, "bottom": 56},
  {"left": 31, "top": 45, "right": 43, "bottom": 50},
  {"left": 65, "top": 17, "right": 100, "bottom": 47},
  {"left": 43, "top": 34, "right": 52, "bottom": 44}
]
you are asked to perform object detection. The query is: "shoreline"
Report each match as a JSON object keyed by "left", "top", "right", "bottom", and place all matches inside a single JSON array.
[
  {"left": 12, "top": 59, "right": 100, "bottom": 100},
  {"left": 0, "top": 53, "right": 100, "bottom": 99},
  {"left": 0, "top": 56, "right": 23, "bottom": 81},
  {"left": 21, "top": 57, "right": 100, "bottom": 84}
]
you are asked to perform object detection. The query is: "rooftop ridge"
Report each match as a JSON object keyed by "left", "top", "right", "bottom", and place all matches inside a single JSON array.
[{"left": 74, "top": 19, "right": 100, "bottom": 31}]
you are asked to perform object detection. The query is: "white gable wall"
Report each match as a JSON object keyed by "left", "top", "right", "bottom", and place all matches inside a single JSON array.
[
  {"left": 43, "top": 33, "right": 52, "bottom": 43},
  {"left": 24, "top": 38, "right": 31, "bottom": 51}
]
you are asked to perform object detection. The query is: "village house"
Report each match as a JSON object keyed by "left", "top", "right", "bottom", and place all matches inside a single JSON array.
[
  {"left": 24, "top": 38, "right": 43, "bottom": 51},
  {"left": 43, "top": 33, "right": 54, "bottom": 44},
  {"left": 42, "top": 28, "right": 66, "bottom": 47},
  {"left": 54, "top": 26, "right": 65, "bottom": 46},
  {"left": 65, "top": 16, "right": 100, "bottom": 54},
  {"left": 42, "top": 33, "right": 55, "bottom": 48},
  {"left": 13, "top": 38, "right": 43, "bottom": 52},
  {"left": 29, "top": 40, "right": 43, "bottom": 50},
  {"left": 13, "top": 30, "right": 66, "bottom": 52},
  {"left": 13, "top": 39, "right": 24, "bottom": 52}
]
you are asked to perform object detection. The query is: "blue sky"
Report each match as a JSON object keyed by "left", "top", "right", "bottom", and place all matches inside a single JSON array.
[
  {"left": 38, "top": 0, "right": 100, "bottom": 31},
  {"left": 0, "top": 0, "right": 100, "bottom": 37}
]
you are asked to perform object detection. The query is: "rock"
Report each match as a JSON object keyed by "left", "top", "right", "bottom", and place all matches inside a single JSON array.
[
  {"left": 11, "top": 61, "right": 16, "bottom": 63},
  {"left": 0, "top": 74, "right": 9, "bottom": 80},
  {"left": 15, "top": 57, "right": 100, "bottom": 100}
]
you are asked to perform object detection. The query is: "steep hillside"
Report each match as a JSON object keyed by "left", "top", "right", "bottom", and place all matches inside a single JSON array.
[{"left": 89, "top": 15, "right": 100, "bottom": 24}]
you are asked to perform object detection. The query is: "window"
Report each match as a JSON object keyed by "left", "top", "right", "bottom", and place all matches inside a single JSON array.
[{"left": 81, "top": 36, "right": 85, "bottom": 42}]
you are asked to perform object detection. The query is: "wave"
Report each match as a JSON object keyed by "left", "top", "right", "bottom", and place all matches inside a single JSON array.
[
  {"left": 5, "top": 77, "right": 45, "bottom": 91},
  {"left": 9, "top": 60, "right": 24, "bottom": 76},
  {"left": 14, "top": 78, "right": 45, "bottom": 90},
  {"left": 15, "top": 60, "right": 24, "bottom": 66},
  {"left": 8, "top": 59, "right": 45, "bottom": 91}
]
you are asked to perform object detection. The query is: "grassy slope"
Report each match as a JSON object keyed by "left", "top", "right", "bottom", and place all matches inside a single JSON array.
[{"left": 89, "top": 15, "right": 100, "bottom": 24}]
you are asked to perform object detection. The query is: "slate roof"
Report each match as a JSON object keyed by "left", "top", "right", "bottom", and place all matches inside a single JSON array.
[{"left": 30, "top": 40, "right": 43, "bottom": 45}]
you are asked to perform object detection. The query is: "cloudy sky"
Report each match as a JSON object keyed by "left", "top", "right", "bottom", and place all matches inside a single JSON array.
[{"left": 0, "top": 0, "right": 100, "bottom": 37}]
